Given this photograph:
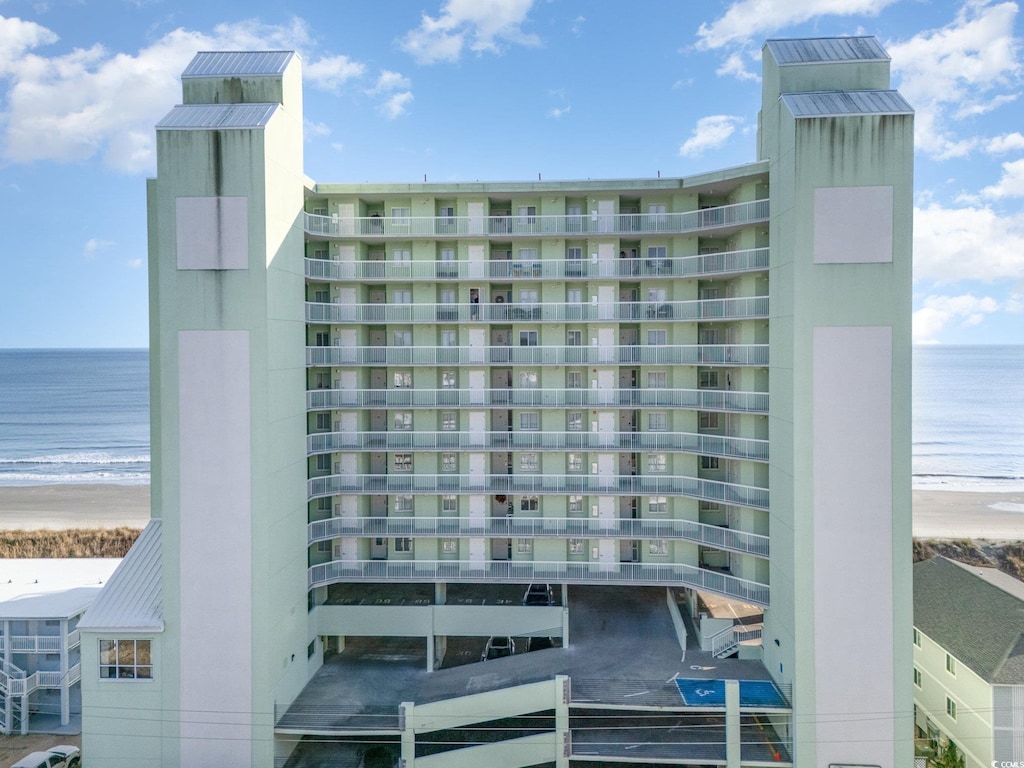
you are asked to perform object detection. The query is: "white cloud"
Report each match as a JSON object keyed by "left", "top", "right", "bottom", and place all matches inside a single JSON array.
[
  {"left": 0, "top": 16, "right": 360, "bottom": 173},
  {"left": 912, "top": 293, "right": 1001, "bottom": 343},
  {"left": 716, "top": 52, "right": 758, "bottom": 81},
  {"left": 83, "top": 237, "right": 114, "bottom": 258},
  {"left": 987, "top": 132, "right": 1024, "bottom": 153},
  {"left": 548, "top": 105, "right": 570, "bottom": 119},
  {"left": 305, "top": 120, "right": 331, "bottom": 138},
  {"left": 371, "top": 70, "right": 411, "bottom": 94},
  {"left": 981, "top": 158, "right": 1024, "bottom": 199},
  {"left": 679, "top": 115, "right": 741, "bottom": 158},
  {"left": 695, "top": 0, "right": 897, "bottom": 50},
  {"left": 380, "top": 91, "right": 413, "bottom": 120},
  {"left": 571, "top": 16, "right": 585, "bottom": 37},
  {"left": 888, "top": 2, "right": 1022, "bottom": 158},
  {"left": 914, "top": 203, "right": 1024, "bottom": 283},
  {"left": 400, "top": 0, "right": 540, "bottom": 64},
  {"left": 304, "top": 54, "right": 365, "bottom": 91},
  {"left": 126, "top": 258, "right": 143, "bottom": 268}
]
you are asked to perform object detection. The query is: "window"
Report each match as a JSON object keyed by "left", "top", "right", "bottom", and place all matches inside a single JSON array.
[
  {"left": 439, "top": 289, "right": 456, "bottom": 304},
  {"left": 648, "top": 539, "right": 668, "bottom": 555},
  {"left": 568, "top": 495, "right": 584, "bottom": 514},
  {"left": 567, "top": 246, "right": 582, "bottom": 261},
  {"left": 648, "top": 412, "right": 668, "bottom": 431},
  {"left": 520, "top": 412, "right": 539, "bottom": 430},
  {"left": 699, "top": 329, "right": 720, "bottom": 345},
  {"left": 699, "top": 412, "right": 720, "bottom": 429},
  {"left": 648, "top": 245, "right": 667, "bottom": 260},
  {"left": 700, "top": 287, "right": 721, "bottom": 300},
  {"left": 390, "top": 207, "right": 411, "bottom": 225},
  {"left": 395, "top": 537, "right": 413, "bottom": 553},
  {"left": 649, "top": 203, "right": 667, "bottom": 221},
  {"left": 699, "top": 370, "right": 719, "bottom": 388},
  {"left": 567, "top": 330, "right": 582, "bottom": 346},
  {"left": 308, "top": 640, "right": 316, "bottom": 659},
  {"left": 314, "top": 371, "right": 331, "bottom": 389},
  {"left": 442, "top": 495, "right": 458, "bottom": 514},
  {"left": 314, "top": 331, "right": 330, "bottom": 347},
  {"left": 520, "top": 331, "right": 538, "bottom": 346},
  {"left": 568, "top": 538, "right": 584, "bottom": 555},
  {"left": 392, "top": 248, "right": 411, "bottom": 261},
  {"left": 519, "top": 289, "right": 538, "bottom": 303},
  {"left": 567, "top": 453, "right": 583, "bottom": 472},
  {"left": 701, "top": 456, "right": 720, "bottom": 470},
  {"left": 439, "top": 247, "right": 455, "bottom": 261},
  {"left": 913, "top": 667, "right": 922, "bottom": 688},
  {"left": 393, "top": 289, "right": 412, "bottom": 304},
  {"left": 567, "top": 205, "right": 583, "bottom": 216},
  {"left": 311, "top": 206, "right": 328, "bottom": 216},
  {"left": 519, "top": 371, "right": 539, "bottom": 388},
  {"left": 649, "top": 497, "right": 667, "bottom": 515},
  {"left": 315, "top": 412, "right": 331, "bottom": 431},
  {"left": 567, "top": 411, "right": 583, "bottom": 431},
  {"left": 394, "top": 494, "right": 413, "bottom": 514},
  {"left": 393, "top": 331, "right": 412, "bottom": 346},
  {"left": 518, "top": 247, "right": 538, "bottom": 262},
  {"left": 521, "top": 495, "right": 539, "bottom": 512},
  {"left": 517, "top": 538, "right": 534, "bottom": 554},
  {"left": 520, "top": 453, "right": 539, "bottom": 472},
  {"left": 394, "top": 371, "right": 412, "bottom": 388},
  {"left": 317, "top": 496, "right": 331, "bottom": 512},
  {"left": 567, "top": 288, "right": 583, "bottom": 303},
  {"left": 647, "top": 371, "right": 667, "bottom": 388},
  {"left": 441, "top": 411, "right": 457, "bottom": 430},
  {"left": 312, "top": 248, "right": 329, "bottom": 260},
  {"left": 518, "top": 206, "right": 536, "bottom": 223},
  {"left": 647, "top": 329, "right": 667, "bottom": 346},
  {"left": 313, "top": 289, "right": 329, "bottom": 303},
  {"left": 913, "top": 628, "right": 921, "bottom": 647},
  {"left": 440, "top": 330, "right": 457, "bottom": 347},
  {"left": 442, "top": 538, "right": 458, "bottom": 553},
  {"left": 648, "top": 454, "right": 667, "bottom": 473},
  {"left": 946, "top": 654, "right": 956, "bottom": 675},
  {"left": 647, "top": 287, "right": 667, "bottom": 302},
  {"left": 317, "top": 540, "right": 331, "bottom": 553},
  {"left": 315, "top": 454, "right": 331, "bottom": 472},
  {"left": 567, "top": 371, "right": 583, "bottom": 388},
  {"left": 393, "top": 412, "right": 412, "bottom": 430},
  {"left": 394, "top": 453, "right": 412, "bottom": 472},
  {"left": 946, "top": 697, "right": 957, "bottom": 720},
  {"left": 99, "top": 639, "right": 152, "bottom": 680},
  {"left": 441, "top": 371, "right": 457, "bottom": 389},
  {"left": 439, "top": 206, "right": 455, "bottom": 219},
  {"left": 441, "top": 452, "right": 458, "bottom": 472}
]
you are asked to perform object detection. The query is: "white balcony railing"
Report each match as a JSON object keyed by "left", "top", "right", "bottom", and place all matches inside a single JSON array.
[
  {"left": 306, "top": 430, "right": 769, "bottom": 462},
  {"left": 306, "top": 344, "right": 769, "bottom": 368},
  {"left": 305, "top": 247, "right": 769, "bottom": 282},
  {"left": 306, "top": 297, "right": 768, "bottom": 325},
  {"left": 307, "top": 386, "right": 769, "bottom": 413},
  {"left": 307, "top": 558, "right": 770, "bottom": 606},
  {"left": 304, "top": 199, "right": 769, "bottom": 239},
  {"left": 308, "top": 515, "right": 770, "bottom": 558},
  {"left": 307, "top": 473, "right": 769, "bottom": 509}
]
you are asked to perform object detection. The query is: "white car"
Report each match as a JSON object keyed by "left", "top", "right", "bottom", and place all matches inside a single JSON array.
[{"left": 12, "top": 745, "right": 81, "bottom": 768}]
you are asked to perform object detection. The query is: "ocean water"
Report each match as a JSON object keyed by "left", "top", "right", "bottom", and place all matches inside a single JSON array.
[
  {"left": 913, "top": 345, "right": 1024, "bottom": 491},
  {"left": 0, "top": 349, "right": 149, "bottom": 486},
  {"left": 0, "top": 346, "right": 1019, "bottom": 489}
]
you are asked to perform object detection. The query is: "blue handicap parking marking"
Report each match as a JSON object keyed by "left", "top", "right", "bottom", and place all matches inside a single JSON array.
[{"left": 674, "top": 678, "right": 786, "bottom": 708}]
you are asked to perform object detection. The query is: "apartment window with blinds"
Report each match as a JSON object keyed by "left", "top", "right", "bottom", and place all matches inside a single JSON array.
[
  {"left": 517, "top": 538, "right": 534, "bottom": 554},
  {"left": 519, "top": 371, "right": 539, "bottom": 388},
  {"left": 442, "top": 538, "right": 458, "bottom": 553},
  {"left": 440, "top": 330, "right": 457, "bottom": 347},
  {"left": 394, "top": 371, "right": 412, "bottom": 388},
  {"left": 648, "top": 454, "right": 667, "bottom": 473},
  {"left": 315, "top": 413, "right": 331, "bottom": 431},
  {"left": 393, "top": 412, "right": 412, "bottom": 431},
  {"left": 441, "top": 371, "right": 457, "bottom": 389},
  {"left": 647, "top": 329, "right": 667, "bottom": 346},
  {"left": 520, "top": 412, "right": 539, "bottom": 430},
  {"left": 394, "top": 495, "right": 413, "bottom": 514},
  {"left": 392, "top": 248, "right": 411, "bottom": 262},
  {"left": 649, "top": 497, "right": 667, "bottom": 514},
  {"left": 393, "top": 331, "right": 412, "bottom": 346},
  {"left": 648, "top": 539, "right": 668, "bottom": 555},
  {"left": 648, "top": 412, "right": 668, "bottom": 431},
  {"left": 567, "top": 412, "right": 583, "bottom": 431},
  {"left": 390, "top": 208, "right": 410, "bottom": 225},
  {"left": 315, "top": 454, "right": 331, "bottom": 472},
  {"left": 393, "top": 290, "right": 412, "bottom": 304},
  {"left": 699, "top": 412, "right": 720, "bottom": 429},
  {"left": 395, "top": 538, "right": 413, "bottom": 553},
  {"left": 394, "top": 454, "right": 412, "bottom": 472},
  {"left": 567, "top": 453, "right": 583, "bottom": 472},
  {"left": 699, "top": 370, "right": 719, "bottom": 388},
  {"left": 442, "top": 495, "right": 458, "bottom": 514},
  {"left": 520, "top": 454, "right": 539, "bottom": 472},
  {"left": 441, "top": 453, "right": 458, "bottom": 472},
  {"left": 521, "top": 496, "right": 539, "bottom": 512},
  {"left": 567, "top": 330, "right": 582, "bottom": 346},
  {"left": 568, "top": 495, "right": 584, "bottom": 514},
  {"left": 567, "top": 371, "right": 583, "bottom": 388},
  {"left": 568, "top": 538, "right": 584, "bottom": 555},
  {"left": 441, "top": 411, "right": 458, "bottom": 430},
  {"left": 648, "top": 371, "right": 667, "bottom": 388}
]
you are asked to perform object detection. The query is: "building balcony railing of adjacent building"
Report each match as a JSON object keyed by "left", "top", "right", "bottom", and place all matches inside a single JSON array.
[
  {"left": 307, "top": 473, "right": 769, "bottom": 510},
  {"left": 2, "top": 664, "right": 81, "bottom": 696},
  {"left": 304, "top": 199, "right": 769, "bottom": 239},
  {"left": 306, "top": 344, "right": 769, "bottom": 368},
  {"left": 307, "top": 557, "right": 770, "bottom": 607},
  {"left": 307, "top": 430, "right": 769, "bottom": 462},
  {"left": 306, "top": 297, "right": 769, "bottom": 325},
  {"left": 305, "top": 247, "right": 769, "bottom": 282},
  {"left": 307, "top": 515, "right": 770, "bottom": 558},
  {"left": 0, "top": 634, "right": 70, "bottom": 653},
  {"left": 307, "top": 386, "right": 769, "bottom": 413}
]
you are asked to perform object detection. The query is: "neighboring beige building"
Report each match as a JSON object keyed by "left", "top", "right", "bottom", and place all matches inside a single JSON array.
[{"left": 914, "top": 556, "right": 1024, "bottom": 766}]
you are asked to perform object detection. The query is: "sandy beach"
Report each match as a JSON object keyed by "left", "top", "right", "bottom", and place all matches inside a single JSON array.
[
  {"left": 0, "top": 483, "right": 1021, "bottom": 539},
  {"left": 0, "top": 484, "right": 151, "bottom": 530}
]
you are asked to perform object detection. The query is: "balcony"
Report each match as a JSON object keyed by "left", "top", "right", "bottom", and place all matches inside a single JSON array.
[
  {"left": 307, "top": 386, "right": 769, "bottom": 413},
  {"left": 308, "top": 515, "right": 770, "bottom": 558},
  {"left": 306, "top": 296, "right": 768, "bottom": 324},
  {"left": 305, "top": 246, "right": 769, "bottom": 282},
  {"left": 307, "top": 558, "right": 770, "bottom": 606},
  {"left": 307, "top": 473, "right": 769, "bottom": 509},
  {"left": 307, "top": 430, "right": 769, "bottom": 462},
  {"left": 306, "top": 344, "right": 769, "bottom": 367},
  {"left": 304, "top": 199, "right": 769, "bottom": 239}
]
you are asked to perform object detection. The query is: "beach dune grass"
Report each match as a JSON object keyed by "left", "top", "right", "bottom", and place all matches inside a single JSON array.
[{"left": 0, "top": 527, "right": 140, "bottom": 558}]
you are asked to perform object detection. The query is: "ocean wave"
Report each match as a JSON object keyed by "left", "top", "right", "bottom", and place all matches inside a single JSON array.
[
  {"left": 0, "top": 470, "right": 150, "bottom": 486},
  {"left": 913, "top": 473, "right": 1024, "bottom": 492},
  {"left": 0, "top": 452, "right": 150, "bottom": 466}
]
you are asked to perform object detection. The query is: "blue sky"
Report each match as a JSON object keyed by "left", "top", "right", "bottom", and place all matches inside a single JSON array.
[{"left": 0, "top": 0, "right": 1021, "bottom": 348}]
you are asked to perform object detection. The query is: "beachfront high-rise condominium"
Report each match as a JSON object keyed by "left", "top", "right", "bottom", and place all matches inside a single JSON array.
[{"left": 78, "top": 38, "right": 914, "bottom": 768}]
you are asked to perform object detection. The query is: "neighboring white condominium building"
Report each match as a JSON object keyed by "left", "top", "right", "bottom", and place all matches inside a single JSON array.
[{"left": 79, "top": 37, "right": 914, "bottom": 768}]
